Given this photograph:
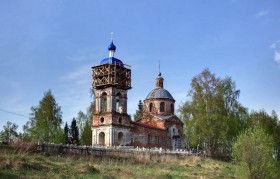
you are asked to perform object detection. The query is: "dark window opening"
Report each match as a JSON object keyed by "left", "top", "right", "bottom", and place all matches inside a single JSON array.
[
  {"left": 155, "top": 136, "right": 159, "bottom": 144},
  {"left": 162, "top": 136, "right": 166, "bottom": 145},
  {"left": 160, "top": 102, "right": 165, "bottom": 112},
  {"left": 148, "top": 134, "right": 152, "bottom": 144},
  {"left": 149, "top": 103, "right": 153, "bottom": 112},
  {"left": 100, "top": 117, "right": 105, "bottom": 123},
  {"left": 116, "top": 93, "right": 121, "bottom": 112},
  {"left": 101, "top": 92, "right": 107, "bottom": 112}
]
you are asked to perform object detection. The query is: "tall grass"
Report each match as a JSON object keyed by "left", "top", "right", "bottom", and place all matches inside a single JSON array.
[{"left": 0, "top": 142, "right": 239, "bottom": 178}]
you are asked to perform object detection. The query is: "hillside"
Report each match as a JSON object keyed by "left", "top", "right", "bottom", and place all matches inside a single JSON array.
[{"left": 0, "top": 144, "right": 239, "bottom": 179}]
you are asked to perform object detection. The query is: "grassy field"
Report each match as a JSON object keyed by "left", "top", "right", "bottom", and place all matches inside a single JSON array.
[{"left": 0, "top": 144, "right": 240, "bottom": 179}]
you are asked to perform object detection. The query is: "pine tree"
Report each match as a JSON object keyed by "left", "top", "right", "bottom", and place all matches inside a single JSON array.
[
  {"left": 70, "top": 118, "right": 79, "bottom": 145},
  {"left": 63, "top": 122, "right": 69, "bottom": 144},
  {"left": 134, "top": 100, "right": 144, "bottom": 121}
]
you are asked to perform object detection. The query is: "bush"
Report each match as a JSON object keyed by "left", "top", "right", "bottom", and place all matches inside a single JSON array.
[{"left": 233, "top": 127, "right": 279, "bottom": 179}]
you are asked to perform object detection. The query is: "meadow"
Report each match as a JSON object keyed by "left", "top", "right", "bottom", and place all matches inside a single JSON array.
[{"left": 0, "top": 144, "right": 239, "bottom": 179}]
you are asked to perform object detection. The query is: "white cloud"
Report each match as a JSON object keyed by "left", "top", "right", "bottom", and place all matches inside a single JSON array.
[
  {"left": 269, "top": 40, "right": 280, "bottom": 49},
  {"left": 256, "top": 10, "right": 269, "bottom": 17},
  {"left": 60, "top": 65, "right": 91, "bottom": 81},
  {"left": 274, "top": 51, "right": 280, "bottom": 64},
  {"left": 57, "top": 64, "right": 93, "bottom": 122}
]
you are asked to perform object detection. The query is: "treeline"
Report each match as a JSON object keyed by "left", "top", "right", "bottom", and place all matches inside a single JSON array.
[
  {"left": 3, "top": 90, "right": 96, "bottom": 146},
  {"left": 178, "top": 68, "right": 280, "bottom": 178}
]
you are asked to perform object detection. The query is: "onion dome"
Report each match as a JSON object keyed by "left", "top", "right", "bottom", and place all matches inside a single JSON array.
[
  {"left": 100, "top": 41, "right": 123, "bottom": 67},
  {"left": 108, "top": 41, "right": 116, "bottom": 51}
]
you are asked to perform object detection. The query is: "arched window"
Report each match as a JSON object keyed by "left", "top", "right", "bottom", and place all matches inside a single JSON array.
[
  {"left": 171, "top": 103, "right": 174, "bottom": 114},
  {"left": 118, "top": 117, "right": 122, "bottom": 124},
  {"left": 162, "top": 136, "right": 166, "bottom": 145},
  {"left": 116, "top": 93, "right": 121, "bottom": 112},
  {"left": 99, "top": 132, "right": 105, "bottom": 146},
  {"left": 101, "top": 92, "right": 107, "bottom": 112},
  {"left": 155, "top": 136, "right": 159, "bottom": 144},
  {"left": 100, "top": 117, "right": 105, "bottom": 123},
  {"left": 160, "top": 102, "right": 165, "bottom": 112},
  {"left": 149, "top": 103, "right": 153, "bottom": 112},
  {"left": 148, "top": 134, "right": 152, "bottom": 144},
  {"left": 118, "top": 132, "right": 123, "bottom": 145}
]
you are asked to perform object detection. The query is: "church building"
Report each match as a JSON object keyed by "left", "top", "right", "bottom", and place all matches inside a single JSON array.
[{"left": 91, "top": 41, "right": 184, "bottom": 150}]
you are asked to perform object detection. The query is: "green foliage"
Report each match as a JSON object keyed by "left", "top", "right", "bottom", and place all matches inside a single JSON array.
[
  {"left": 53, "top": 127, "right": 64, "bottom": 144},
  {"left": 248, "top": 109, "right": 280, "bottom": 161},
  {"left": 63, "top": 122, "right": 69, "bottom": 144},
  {"left": 0, "top": 146, "right": 239, "bottom": 178},
  {"left": 23, "top": 90, "right": 63, "bottom": 143},
  {"left": 0, "top": 121, "right": 18, "bottom": 142},
  {"left": 80, "top": 121, "right": 92, "bottom": 146},
  {"left": 134, "top": 100, "right": 144, "bottom": 121},
  {"left": 233, "top": 127, "right": 279, "bottom": 179},
  {"left": 75, "top": 107, "right": 94, "bottom": 145},
  {"left": 76, "top": 111, "right": 88, "bottom": 136},
  {"left": 87, "top": 101, "right": 95, "bottom": 122},
  {"left": 179, "top": 68, "right": 248, "bottom": 155},
  {"left": 70, "top": 118, "right": 79, "bottom": 145}
]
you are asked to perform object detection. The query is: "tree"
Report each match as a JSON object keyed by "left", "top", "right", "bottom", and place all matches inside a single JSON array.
[
  {"left": 178, "top": 68, "right": 248, "bottom": 156},
  {"left": 53, "top": 127, "right": 64, "bottom": 144},
  {"left": 134, "top": 100, "right": 144, "bottom": 121},
  {"left": 76, "top": 111, "right": 88, "bottom": 137},
  {"left": 233, "top": 127, "right": 279, "bottom": 178},
  {"left": 248, "top": 109, "right": 280, "bottom": 161},
  {"left": 70, "top": 118, "right": 79, "bottom": 145},
  {"left": 23, "top": 90, "right": 63, "bottom": 143},
  {"left": 80, "top": 120, "right": 92, "bottom": 146},
  {"left": 0, "top": 121, "right": 18, "bottom": 143},
  {"left": 87, "top": 101, "right": 95, "bottom": 122},
  {"left": 63, "top": 122, "right": 69, "bottom": 144}
]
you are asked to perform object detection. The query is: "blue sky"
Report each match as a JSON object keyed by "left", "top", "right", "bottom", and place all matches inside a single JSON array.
[{"left": 1, "top": 0, "right": 280, "bottom": 131}]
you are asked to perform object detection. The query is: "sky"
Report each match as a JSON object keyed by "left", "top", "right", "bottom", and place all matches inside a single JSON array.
[{"left": 0, "top": 0, "right": 280, "bottom": 131}]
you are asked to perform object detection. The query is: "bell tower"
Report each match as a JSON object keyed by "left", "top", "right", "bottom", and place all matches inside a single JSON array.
[{"left": 91, "top": 41, "right": 132, "bottom": 146}]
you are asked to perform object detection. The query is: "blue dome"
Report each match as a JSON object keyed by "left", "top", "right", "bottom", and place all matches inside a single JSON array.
[
  {"left": 100, "top": 57, "right": 124, "bottom": 67},
  {"left": 146, "top": 88, "right": 174, "bottom": 100},
  {"left": 108, "top": 41, "right": 116, "bottom": 51}
]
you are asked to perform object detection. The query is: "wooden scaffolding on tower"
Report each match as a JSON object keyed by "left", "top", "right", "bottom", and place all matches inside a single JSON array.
[{"left": 92, "top": 63, "right": 132, "bottom": 90}]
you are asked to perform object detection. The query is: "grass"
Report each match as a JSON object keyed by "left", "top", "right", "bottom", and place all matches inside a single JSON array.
[{"left": 0, "top": 144, "right": 240, "bottom": 179}]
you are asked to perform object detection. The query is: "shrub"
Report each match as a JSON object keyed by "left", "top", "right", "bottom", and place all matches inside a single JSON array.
[{"left": 233, "top": 127, "right": 279, "bottom": 179}]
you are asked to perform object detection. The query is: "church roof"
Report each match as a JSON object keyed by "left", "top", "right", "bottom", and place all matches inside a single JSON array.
[
  {"left": 131, "top": 121, "right": 165, "bottom": 131},
  {"left": 145, "top": 88, "right": 174, "bottom": 100},
  {"left": 152, "top": 114, "right": 176, "bottom": 120},
  {"left": 100, "top": 57, "right": 124, "bottom": 67}
]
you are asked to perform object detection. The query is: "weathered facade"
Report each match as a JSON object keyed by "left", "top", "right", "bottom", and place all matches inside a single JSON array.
[{"left": 91, "top": 41, "right": 184, "bottom": 150}]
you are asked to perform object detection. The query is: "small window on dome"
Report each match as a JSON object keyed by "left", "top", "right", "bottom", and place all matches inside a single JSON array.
[
  {"left": 149, "top": 103, "right": 153, "bottom": 112},
  {"left": 171, "top": 103, "right": 174, "bottom": 114},
  {"left": 160, "top": 102, "right": 165, "bottom": 112}
]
